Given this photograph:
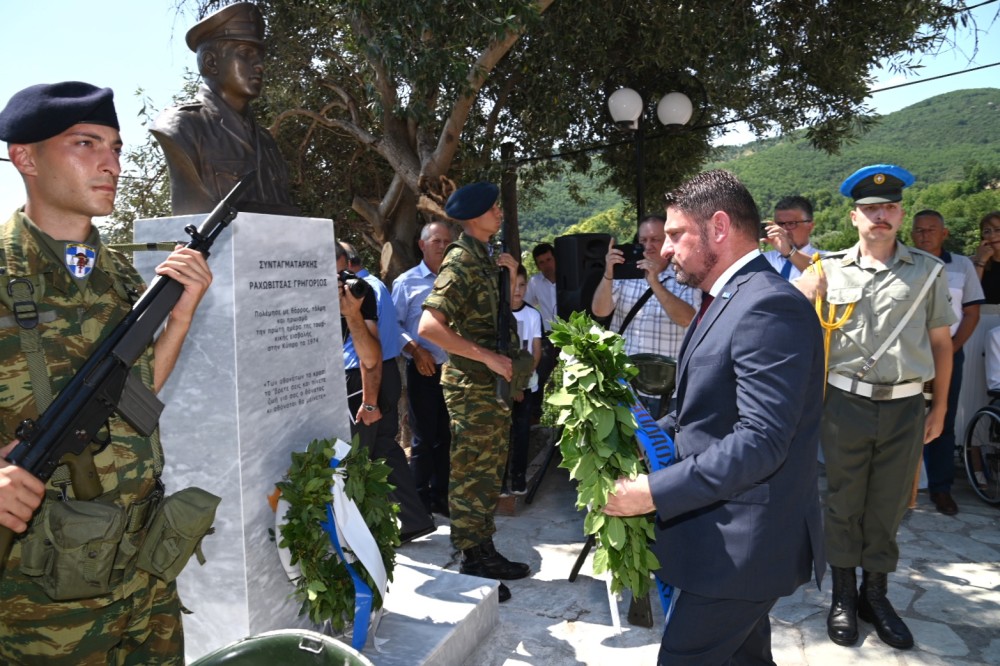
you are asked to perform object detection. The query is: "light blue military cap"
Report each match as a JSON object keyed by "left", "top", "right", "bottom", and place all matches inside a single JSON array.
[{"left": 839, "top": 164, "right": 915, "bottom": 204}]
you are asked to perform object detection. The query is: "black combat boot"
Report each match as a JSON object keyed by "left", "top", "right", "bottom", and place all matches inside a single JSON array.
[
  {"left": 858, "top": 570, "right": 914, "bottom": 650},
  {"left": 827, "top": 566, "right": 859, "bottom": 646},
  {"left": 460, "top": 540, "right": 530, "bottom": 580}
]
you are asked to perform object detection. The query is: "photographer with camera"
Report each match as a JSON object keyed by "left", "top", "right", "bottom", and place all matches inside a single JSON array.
[
  {"left": 591, "top": 215, "right": 700, "bottom": 417},
  {"left": 336, "top": 243, "right": 436, "bottom": 544}
]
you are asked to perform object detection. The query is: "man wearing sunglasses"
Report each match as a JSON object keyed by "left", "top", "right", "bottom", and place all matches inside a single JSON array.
[{"left": 761, "top": 196, "right": 819, "bottom": 280}]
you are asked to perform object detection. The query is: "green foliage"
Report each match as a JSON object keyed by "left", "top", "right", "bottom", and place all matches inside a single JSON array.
[
  {"left": 170, "top": 0, "right": 967, "bottom": 279},
  {"left": 548, "top": 312, "right": 658, "bottom": 597},
  {"left": 276, "top": 438, "right": 400, "bottom": 628},
  {"left": 513, "top": 89, "right": 1000, "bottom": 256},
  {"left": 706, "top": 88, "right": 1000, "bottom": 252}
]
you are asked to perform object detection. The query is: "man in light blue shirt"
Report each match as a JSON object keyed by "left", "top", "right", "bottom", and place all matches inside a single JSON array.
[
  {"left": 340, "top": 242, "right": 435, "bottom": 542},
  {"left": 390, "top": 221, "right": 456, "bottom": 517}
]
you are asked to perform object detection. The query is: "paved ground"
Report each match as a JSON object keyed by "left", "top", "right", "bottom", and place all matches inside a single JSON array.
[{"left": 397, "top": 436, "right": 1000, "bottom": 666}]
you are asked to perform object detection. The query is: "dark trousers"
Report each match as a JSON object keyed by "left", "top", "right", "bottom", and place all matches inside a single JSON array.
[
  {"left": 406, "top": 360, "right": 452, "bottom": 509},
  {"left": 528, "top": 335, "right": 557, "bottom": 420},
  {"left": 346, "top": 361, "right": 434, "bottom": 534},
  {"left": 658, "top": 591, "right": 777, "bottom": 665},
  {"left": 924, "top": 348, "right": 963, "bottom": 493},
  {"left": 505, "top": 388, "right": 534, "bottom": 485},
  {"left": 822, "top": 387, "right": 924, "bottom": 572}
]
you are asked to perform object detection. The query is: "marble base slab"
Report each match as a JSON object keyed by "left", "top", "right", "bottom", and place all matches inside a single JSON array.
[
  {"left": 134, "top": 213, "right": 351, "bottom": 662},
  {"left": 370, "top": 561, "right": 500, "bottom": 666}
]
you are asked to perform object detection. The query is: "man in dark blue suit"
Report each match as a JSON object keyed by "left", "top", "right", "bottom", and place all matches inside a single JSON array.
[{"left": 605, "top": 170, "right": 825, "bottom": 665}]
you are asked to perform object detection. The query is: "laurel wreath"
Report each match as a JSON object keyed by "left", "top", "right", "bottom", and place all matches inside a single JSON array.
[
  {"left": 548, "top": 312, "right": 659, "bottom": 597},
  {"left": 275, "top": 437, "right": 401, "bottom": 629}
]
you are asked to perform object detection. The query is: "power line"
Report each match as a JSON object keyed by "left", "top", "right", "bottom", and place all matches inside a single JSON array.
[{"left": 869, "top": 60, "right": 1000, "bottom": 93}]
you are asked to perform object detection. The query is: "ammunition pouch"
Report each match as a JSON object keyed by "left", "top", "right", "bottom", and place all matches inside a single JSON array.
[
  {"left": 18, "top": 499, "right": 125, "bottom": 601},
  {"left": 136, "top": 487, "right": 220, "bottom": 583},
  {"left": 16, "top": 484, "right": 218, "bottom": 599},
  {"left": 511, "top": 349, "right": 535, "bottom": 394}
]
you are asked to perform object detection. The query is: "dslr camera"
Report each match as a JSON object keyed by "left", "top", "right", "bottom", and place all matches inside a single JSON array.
[{"left": 338, "top": 270, "right": 371, "bottom": 299}]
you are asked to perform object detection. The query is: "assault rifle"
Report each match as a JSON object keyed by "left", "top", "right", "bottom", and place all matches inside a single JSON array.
[
  {"left": 0, "top": 172, "right": 254, "bottom": 571},
  {"left": 495, "top": 233, "right": 512, "bottom": 406}
]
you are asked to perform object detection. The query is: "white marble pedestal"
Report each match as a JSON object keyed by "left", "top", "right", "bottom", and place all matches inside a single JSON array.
[{"left": 134, "top": 213, "right": 351, "bottom": 662}]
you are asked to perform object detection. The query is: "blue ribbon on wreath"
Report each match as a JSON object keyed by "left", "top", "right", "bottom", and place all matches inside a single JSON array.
[
  {"left": 621, "top": 381, "right": 676, "bottom": 618},
  {"left": 318, "top": 456, "right": 374, "bottom": 651}
]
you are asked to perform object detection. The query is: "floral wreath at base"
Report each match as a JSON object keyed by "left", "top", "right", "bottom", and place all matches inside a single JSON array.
[{"left": 274, "top": 436, "right": 401, "bottom": 633}]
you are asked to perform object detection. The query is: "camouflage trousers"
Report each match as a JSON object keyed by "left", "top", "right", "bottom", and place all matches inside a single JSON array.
[
  {"left": 0, "top": 566, "right": 183, "bottom": 665},
  {"left": 442, "top": 372, "right": 511, "bottom": 550}
]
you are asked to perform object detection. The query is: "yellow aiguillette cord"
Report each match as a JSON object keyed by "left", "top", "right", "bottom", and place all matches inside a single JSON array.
[{"left": 812, "top": 252, "right": 855, "bottom": 395}]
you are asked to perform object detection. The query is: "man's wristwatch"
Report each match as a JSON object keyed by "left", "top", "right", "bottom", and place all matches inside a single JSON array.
[{"left": 362, "top": 402, "right": 377, "bottom": 412}]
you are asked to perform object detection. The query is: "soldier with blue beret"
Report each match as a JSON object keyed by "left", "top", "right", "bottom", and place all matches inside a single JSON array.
[
  {"left": 797, "top": 164, "right": 955, "bottom": 651},
  {"left": 0, "top": 82, "right": 214, "bottom": 664},
  {"left": 419, "top": 181, "right": 532, "bottom": 602}
]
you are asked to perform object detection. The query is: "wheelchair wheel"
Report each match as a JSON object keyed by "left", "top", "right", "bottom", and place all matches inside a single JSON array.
[{"left": 963, "top": 406, "right": 1000, "bottom": 505}]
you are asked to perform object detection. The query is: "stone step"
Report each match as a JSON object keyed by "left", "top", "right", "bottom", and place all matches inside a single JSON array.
[{"left": 363, "top": 561, "right": 500, "bottom": 666}]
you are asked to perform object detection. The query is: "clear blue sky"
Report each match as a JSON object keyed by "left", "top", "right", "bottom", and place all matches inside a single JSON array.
[{"left": 1, "top": 0, "right": 998, "bottom": 219}]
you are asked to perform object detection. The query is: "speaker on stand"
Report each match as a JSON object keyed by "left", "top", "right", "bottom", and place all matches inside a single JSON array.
[{"left": 554, "top": 233, "right": 611, "bottom": 320}]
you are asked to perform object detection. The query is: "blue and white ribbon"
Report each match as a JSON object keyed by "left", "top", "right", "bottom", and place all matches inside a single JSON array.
[{"left": 621, "top": 380, "right": 676, "bottom": 617}]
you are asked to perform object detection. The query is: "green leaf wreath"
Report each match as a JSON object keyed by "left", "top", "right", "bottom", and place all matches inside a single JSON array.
[
  {"left": 276, "top": 437, "right": 401, "bottom": 628},
  {"left": 548, "top": 312, "right": 659, "bottom": 597}
]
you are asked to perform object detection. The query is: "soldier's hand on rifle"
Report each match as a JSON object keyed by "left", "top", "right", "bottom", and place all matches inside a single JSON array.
[
  {"left": 484, "top": 350, "right": 513, "bottom": 382},
  {"left": 0, "top": 441, "right": 45, "bottom": 534},
  {"left": 497, "top": 252, "right": 519, "bottom": 294},
  {"left": 156, "top": 246, "right": 213, "bottom": 326}
]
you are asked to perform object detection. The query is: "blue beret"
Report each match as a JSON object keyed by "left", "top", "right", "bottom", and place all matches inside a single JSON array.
[
  {"left": 445, "top": 182, "right": 499, "bottom": 221},
  {"left": 839, "top": 164, "right": 915, "bottom": 204},
  {"left": 0, "top": 81, "right": 118, "bottom": 144}
]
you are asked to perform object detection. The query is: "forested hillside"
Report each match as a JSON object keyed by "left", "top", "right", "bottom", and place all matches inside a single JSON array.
[{"left": 516, "top": 88, "right": 1000, "bottom": 256}]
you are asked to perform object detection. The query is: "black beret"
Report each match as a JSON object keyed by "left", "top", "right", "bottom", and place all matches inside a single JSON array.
[
  {"left": 0, "top": 81, "right": 118, "bottom": 144},
  {"left": 445, "top": 182, "right": 499, "bottom": 221},
  {"left": 186, "top": 2, "right": 265, "bottom": 51}
]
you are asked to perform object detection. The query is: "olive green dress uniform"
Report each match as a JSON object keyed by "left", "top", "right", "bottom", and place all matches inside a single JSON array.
[
  {"left": 0, "top": 211, "right": 183, "bottom": 665},
  {"left": 422, "top": 232, "right": 517, "bottom": 551},
  {"left": 821, "top": 242, "right": 955, "bottom": 573}
]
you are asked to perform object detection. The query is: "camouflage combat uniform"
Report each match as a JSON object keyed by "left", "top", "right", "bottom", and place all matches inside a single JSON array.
[
  {"left": 423, "top": 232, "right": 517, "bottom": 550},
  {"left": 0, "top": 211, "right": 183, "bottom": 665}
]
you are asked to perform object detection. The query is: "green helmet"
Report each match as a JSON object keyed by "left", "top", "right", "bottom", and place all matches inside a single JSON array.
[{"left": 189, "top": 629, "right": 374, "bottom": 666}]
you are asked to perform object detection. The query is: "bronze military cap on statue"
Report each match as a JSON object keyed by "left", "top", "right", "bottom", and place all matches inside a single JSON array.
[{"left": 151, "top": 1, "right": 299, "bottom": 216}]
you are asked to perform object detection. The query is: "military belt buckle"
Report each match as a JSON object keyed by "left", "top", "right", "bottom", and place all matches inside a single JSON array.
[{"left": 870, "top": 384, "right": 894, "bottom": 401}]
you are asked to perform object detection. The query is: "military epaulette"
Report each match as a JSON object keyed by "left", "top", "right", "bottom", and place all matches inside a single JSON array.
[
  {"left": 174, "top": 100, "right": 204, "bottom": 112},
  {"left": 823, "top": 249, "right": 849, "bottom": 258}
]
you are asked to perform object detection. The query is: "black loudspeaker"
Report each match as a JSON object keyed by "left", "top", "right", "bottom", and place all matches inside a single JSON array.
[{"left": 555, "top": 233, "right": 611, "bottom": 320}]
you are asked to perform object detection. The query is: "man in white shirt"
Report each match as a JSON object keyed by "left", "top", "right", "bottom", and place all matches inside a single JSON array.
[
  {"left": 761, "top": 196, "right": 820, "bottom": 280},
  {"left": 911, "top": 209, "right": 984, "bottom": 516},
  {"left": 523, "top": 242, "right": 557, "bottom": 422}
]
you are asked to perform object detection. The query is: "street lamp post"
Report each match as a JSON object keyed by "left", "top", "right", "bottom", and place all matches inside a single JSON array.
[{"left": 608, "top": 87, "right": 694, "bottom": 225}]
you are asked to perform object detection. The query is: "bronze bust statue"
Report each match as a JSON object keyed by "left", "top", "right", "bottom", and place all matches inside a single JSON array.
[{"left": 151, "top": 2, "right": 299, "bottom": 215}]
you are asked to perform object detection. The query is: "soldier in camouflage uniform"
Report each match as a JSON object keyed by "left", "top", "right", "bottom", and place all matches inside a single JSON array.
[
  {"left": 0, "top": 82, "right": 212, "bottom": 664},
  {"left": 419, "top": 182, "right": 530, "bottom": 602}
]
